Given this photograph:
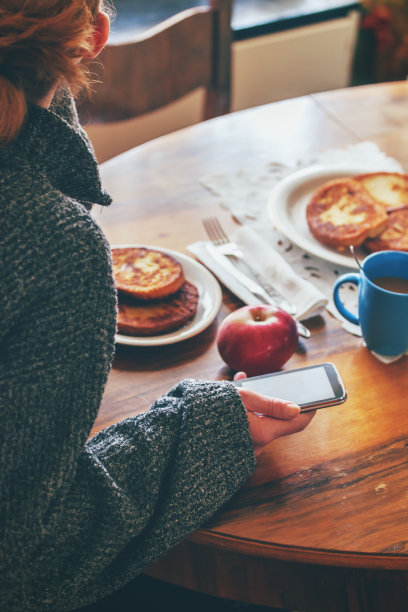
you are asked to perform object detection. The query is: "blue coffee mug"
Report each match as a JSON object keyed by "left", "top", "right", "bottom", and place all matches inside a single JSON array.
[{"left": 333, "top": 250, "right": 408, "bottom": 356}]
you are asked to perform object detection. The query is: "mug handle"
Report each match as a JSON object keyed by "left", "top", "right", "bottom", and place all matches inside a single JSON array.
[{"left": 333, "top": 273, "right": 360, "bottom": 325}]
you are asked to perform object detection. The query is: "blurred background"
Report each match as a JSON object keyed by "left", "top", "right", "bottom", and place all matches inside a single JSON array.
[{"left": 85, "top": 0, "right": 408, "bottom": 161}]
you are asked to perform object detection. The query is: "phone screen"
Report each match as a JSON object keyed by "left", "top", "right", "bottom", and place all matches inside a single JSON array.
[{"left": 235, "top": 363, "right": 346, "bottom": 411}]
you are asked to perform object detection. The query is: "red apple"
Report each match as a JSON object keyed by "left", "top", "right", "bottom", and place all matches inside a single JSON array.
[{"left": 216, "top": 304, "right": 298, "bottom": 376}]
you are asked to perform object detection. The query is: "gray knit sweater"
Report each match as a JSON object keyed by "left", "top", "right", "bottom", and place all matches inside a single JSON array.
[{"left": 0, "top": 90, "right": 256, "bottom": 611}]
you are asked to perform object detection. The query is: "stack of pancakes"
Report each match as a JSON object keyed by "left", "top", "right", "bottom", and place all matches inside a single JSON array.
[
  {"left": 306, "top": 172, "right": 408, "bottom": 252},
  {"left": 112, "top": 247, "right": 199, "bottom": 336}
]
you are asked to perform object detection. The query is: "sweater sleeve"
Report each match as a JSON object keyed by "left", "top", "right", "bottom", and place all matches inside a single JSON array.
[
  {"left": 5, "top": 379, "right": 255, "bottom": 612},
  {"left": 41, "top": 379, "right": 255, "bottom": 610}
]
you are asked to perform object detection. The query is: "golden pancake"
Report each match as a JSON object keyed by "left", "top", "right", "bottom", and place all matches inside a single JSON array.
[
  {"left": 364, "top": 207, "right": 408, "bottom": 253},
  {"left": 112, "top": 247, "right": 185, "bottom": 300},
  {"left": 117, "top": 281, "right": 199, "bottom": 336},
  {"left": 354, "top": 172, "right": 408, "bottom": 212},
  {"left": 306, "top": 178, "right": 388, "bottom": 248}
]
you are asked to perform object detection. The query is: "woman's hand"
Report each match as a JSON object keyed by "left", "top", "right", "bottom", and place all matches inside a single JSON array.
[{"left": 234, "top": 371, "right": 315, "bottom": 456}]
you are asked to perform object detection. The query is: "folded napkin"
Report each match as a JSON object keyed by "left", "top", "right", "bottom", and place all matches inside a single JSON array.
[{"left": 188, "top": 225, "right": 328, "bottom": 320}]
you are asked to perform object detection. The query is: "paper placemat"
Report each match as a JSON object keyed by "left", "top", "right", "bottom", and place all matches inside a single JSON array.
[{"left": 198, "top": 141, "right": 406, "bottom": 362}]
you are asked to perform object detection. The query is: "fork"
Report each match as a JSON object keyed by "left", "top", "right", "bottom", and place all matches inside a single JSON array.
[{"left": 202, "top": 217, "right": 297, "bottom": 315}]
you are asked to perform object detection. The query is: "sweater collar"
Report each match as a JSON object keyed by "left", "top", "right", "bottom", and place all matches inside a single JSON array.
[{"left": 1, "top": 88, "right": 112, "bottom": 209}]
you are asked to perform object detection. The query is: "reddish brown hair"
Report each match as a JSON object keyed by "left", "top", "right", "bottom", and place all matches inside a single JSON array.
[{"left": 0, "top": 0, "right": 108, "bottom": 147}]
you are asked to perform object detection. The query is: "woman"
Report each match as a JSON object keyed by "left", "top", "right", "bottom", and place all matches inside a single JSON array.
[{"left": 0, "top": 1, "right": 314, "bottom": 610}]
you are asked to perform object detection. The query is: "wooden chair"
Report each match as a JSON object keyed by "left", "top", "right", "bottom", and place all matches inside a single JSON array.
[{"left": 78, "top": 0, "right": 232, "bottom": 126}]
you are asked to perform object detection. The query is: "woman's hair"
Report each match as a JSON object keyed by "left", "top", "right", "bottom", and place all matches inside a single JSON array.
[{"left": 0, "top": 0, "right": 109, "bottom": 147}]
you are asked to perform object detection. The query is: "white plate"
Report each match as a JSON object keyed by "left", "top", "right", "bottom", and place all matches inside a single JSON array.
[
  {"left": 113, "top": 245, "right": 222, "bottom": 346},
  {"left": 268, "top": 164, "right": 375, "bottom": 269}
]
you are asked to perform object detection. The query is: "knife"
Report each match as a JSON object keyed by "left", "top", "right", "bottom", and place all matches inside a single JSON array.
[{"left": 205, "top": 243, "right": 310, "bottom": 338}]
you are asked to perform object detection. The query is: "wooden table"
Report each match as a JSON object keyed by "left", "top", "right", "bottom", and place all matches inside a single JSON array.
[{"left": 93, "top": 82, "right": 408, "bottom": 612}]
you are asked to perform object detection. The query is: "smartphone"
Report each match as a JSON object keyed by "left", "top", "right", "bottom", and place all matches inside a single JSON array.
[{"left": 234, "top": 362, "right": 347, "bottom": 412}]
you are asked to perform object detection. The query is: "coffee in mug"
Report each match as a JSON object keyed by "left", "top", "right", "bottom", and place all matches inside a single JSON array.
[
  {"left": 371, "top": 276, "right": 408, "bottom": 294},
  {"left": 332, "top": 250, "right": 408, "bottom": 356}
]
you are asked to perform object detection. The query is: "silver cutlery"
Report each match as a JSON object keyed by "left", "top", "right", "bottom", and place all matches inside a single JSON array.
[
  {"left": 202, "top": 218, "right": 310, "bottom": 339},
  {"left": 202, "top": 217, "right": 296, "bottom": 314},
  {"left": 204, "top": 241, "right": 281, "bottom": 306}
]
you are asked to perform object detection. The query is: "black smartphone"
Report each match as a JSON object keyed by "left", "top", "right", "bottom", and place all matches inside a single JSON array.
[{"left": 234, "top": 362, "right": 347, "bottom": 412}]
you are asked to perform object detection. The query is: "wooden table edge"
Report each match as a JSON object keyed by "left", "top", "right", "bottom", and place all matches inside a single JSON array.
[{"left": 190, "top": 530, "right": 408, "bottom": 570}]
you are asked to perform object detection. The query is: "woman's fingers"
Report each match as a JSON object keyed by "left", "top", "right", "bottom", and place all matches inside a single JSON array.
[
  {"left": 233, "top": 372, "right": 316, "bottom": 455},
  {"left": 246, "top": 409, "right": 315, "bottom": 453},
  {"left": 238, "top": 387, "right": 300, "bottom": 420}
]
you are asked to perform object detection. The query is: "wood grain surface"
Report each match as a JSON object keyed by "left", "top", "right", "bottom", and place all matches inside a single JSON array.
[{"left": 93, "top": 82, "right": 408, "bottom": 611}]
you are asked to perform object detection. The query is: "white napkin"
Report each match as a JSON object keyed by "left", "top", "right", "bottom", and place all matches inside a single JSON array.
[{"left": 188, "top": 225, "right": 328, "bottom": 320}]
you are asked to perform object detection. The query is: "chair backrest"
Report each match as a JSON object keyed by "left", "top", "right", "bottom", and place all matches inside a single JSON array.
[{"left": 78, "top": 0, "right": 232, "bottom": 125}]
